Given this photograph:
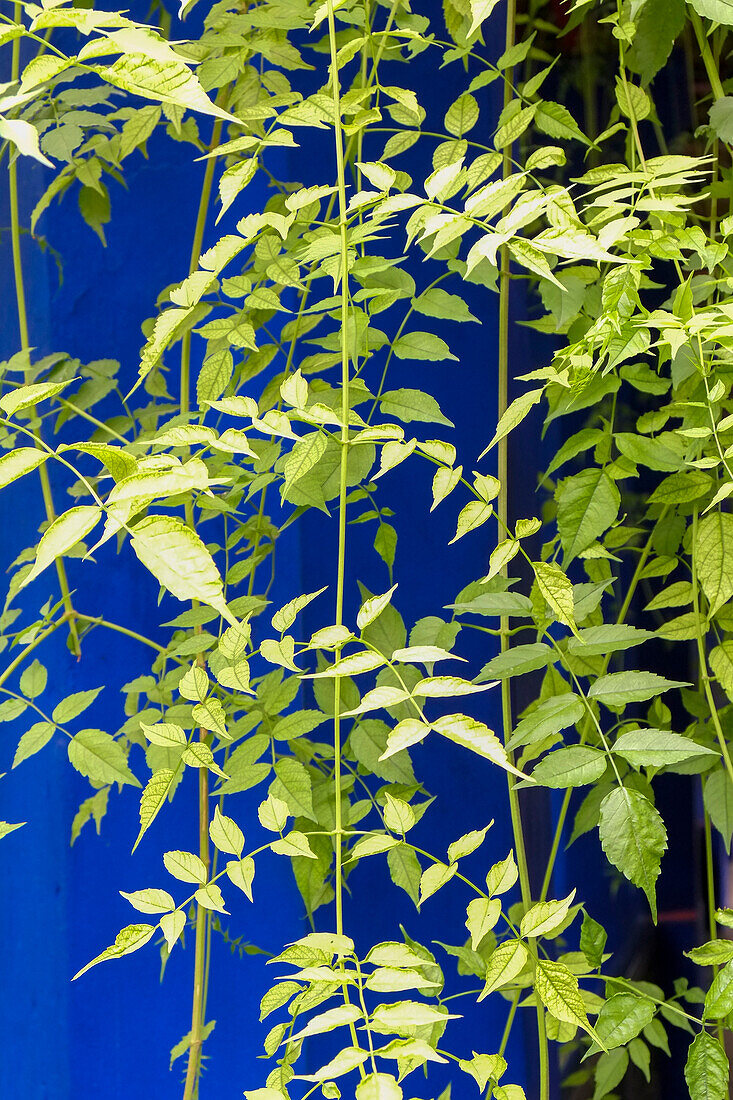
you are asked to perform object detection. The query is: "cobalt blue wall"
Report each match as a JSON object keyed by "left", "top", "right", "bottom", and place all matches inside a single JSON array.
[{"left": 0, "top": 9, "right": 562, "bottom": 1098}]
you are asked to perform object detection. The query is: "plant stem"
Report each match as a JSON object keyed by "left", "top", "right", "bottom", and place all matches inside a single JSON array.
[
  {"left": 496, "top": 3, "right": 548, "bottom": 1096},
  {"left": 326, "top": 0, "right": 351, "bottom": 942},
  {"left": 9, "top": 1, "right": 79, "bottom": 655},
  {"left": 689, "top": 11, "right": 726, "bottom": 103},
  {"left": 180, "top": 104, "right": 226, "bottom": 1100}
]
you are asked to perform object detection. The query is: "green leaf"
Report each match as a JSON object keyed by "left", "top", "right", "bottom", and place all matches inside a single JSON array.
[
  {"left": 0, "top": 447, "right": 49, "bottom": 491},
  {"left": 20, "top": 659, "right": 47, "bottom": 699},
  {"left": 379, "top": 389, "right": 453, "bottom": 426},
  {"left": 52, "top": 688, "right": 103, "bottom": 725},
  {"left": 95, "top": 54, "right": 236, "bottom": 121},
  {"left": 392, "top": 332, "right": 457, "bottom": 362},
  {"left": 413, "top": 288, "right": 478, "bottom": 323},
  {"left": 589, "top": 672, "right": 689, "bottom": 707},
  {"left": 465, "top": 897, "right": 501, "bottom": 949},
  {"left": 13, "top": 721, "right": 55, "bottom": 767},
  {"left": 478, "top": 940, "right": 528, "bottom": 1000},
  {"left": 431, "top": 713, "right": 525, "bottom": 777},
  {"left": 270, "top": 758, "right": 316, "bottom": 822},
  {"left": 195, "top": 883, "right": 228, "bottom": 913},
  {"left": 614, "top": 729, "right": 716, "bottom": 768},
  {"left": 131, "top": 515, "right": 234, "bottom": 625},
  {"left": 419, "top": 861, "right": 458, "bottom": 904},
  {"left": 23, "top": 506, "right": 101, "bottom": 588},
  {"left": 533, "top": 561, "right": 576, "bottom": 630},
  {"left": 478, "top": 642, "right": 554, "bottom": 681},
  {"left": 696, "top": 512, "right": 733, "bottom": 616},
  {"left": 290, "top": 1004, "right": 363, "bottom": 1043},
  {"left": 370, "top": 1001, "right": 457, "bottom": 1033},
  {"left": 580, "top": 911, "right": 607, "bottom": 968},
  {"left": 358, "top": 584, "right": 398, "bottom": 630},
  {"left": 520, "top": 891, "right": 576, "bottom": 938},
  {"left": 0, "top": 118, "right": 53, "bottom": 166},
  {"left": 627, "top": 0, "right": 685, "bottom": 84},
  {"left": 163, "top": 849, "right": 207, "bottom": 883},
  {"left": 73, "top": 923, "right": 155, "bottom": 980},
  {"left": 68, "top": 729, "right": 140, "bottom": 787},
  {"left": 567, "top": 625, "right": 654, "bottom": 657},
  {"left": 534, "top": 960, "right": 595, "bottom": 1037},
  {"left": 448, "top": 823, "right": 491, "bottom": 863},
  {"left": 509, "top": 694, "right": 584, "bottom": 750},
  {"left": 532, "top": 747, "right": 606, "bottom": 788},
  {"left": 534, "top": 100, "right": 589, "bottom": 144},
  {"left": 272, "top": 587, "right": 327, "bottom": 633},
  {"left": 119, "top": 888, "right": 174, "bottom": 915},
  {"left": 687, "top": 0, "right": 733, "bottom": 28},
  {"left": 160, "top": 910, "right": 185, "bottom": 952},
  {"left": 684, "top": 1031, "right": 729, "bottom": 1100},
  {"left": 704, "top": 772, "right": 733, "bottom": 852},
  {"left": 298, "top": 1046, "right": 370, "bottom": 1082},
  {"left": 484, "top": 389, "right": 543, "bottom": 452},
  {"left": 599, "top": 788, "right": 667, "bottom": 920},
  {"left": 134, "top": 768, "right": 180, "bottom": 851},
  {"left": 468, "top": 0, "right": 502, "bottom": 37},
  {"left": 271, "top": 830, "right": 317, "bottom": 859},
  {"left": 226, "top": 856, "right": 255, "bottom": 900},
  {"left": 0, "top": 821, "right": 25, "bottom": 840},
  {"left": 356, "top": 1074, "right": 403, "bottom": 1100},
  {"left": 592, "top": 993, "right": 655, "bottom": 1050},
  {"left": 0, "top": 380, "right": 71, "bottom": 416},
  {"left": 282, "top": 432, "right": 328, "bottom": 495},
  {"left": 386, "top": 843, "right": 421, "bottom": 906},
  {"left": 209, "top": 806, "right": 244, "bottom": 857},
  {"left": 557, "top": 469, "right": 620, "bottom": 565},
  {"left": 710, "top": 97, "right": 733, "bottom": 145}
]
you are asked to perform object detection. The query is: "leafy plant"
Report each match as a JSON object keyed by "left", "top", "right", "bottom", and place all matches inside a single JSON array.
[{"left": 4, "top": 0, "right": 733, "bottom": 1097}]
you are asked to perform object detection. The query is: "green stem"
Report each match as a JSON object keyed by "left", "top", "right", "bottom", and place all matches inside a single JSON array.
[
  {"left": 0, "top": 613, "right": 69, "bottom": 689},
  {"left": 689, "top": 11, "right": 726, "bottom": 103},
  {"left": 496, "top": 3, "right": 547, "bottom": 1094},
  {"left": 9, "top": 1, "right": 79, "bottom": 656},
  {"left": 326, "top": 0, "right": 351, "bottom": 942},
  {"left": 181, "top": 100, "right": 227, "bottom": 1100}
]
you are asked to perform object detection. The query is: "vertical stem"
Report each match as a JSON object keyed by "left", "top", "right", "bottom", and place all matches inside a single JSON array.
[
  {"left": 9, "top": 1, "right": 80, "bottom": 655},
  {"left": 180, "top": 110, "right": 225, "bottom": 1100},
  {"left": 703, "top": 801, "right": 725, "bottom": 1043},
  {"left": 497, "top": 4, "right": 548, "bottom": 1097},
  {"left": 326, "top": 0, "right": 351, "bottom": 940},
  {"left": 689, "top": 11, "right": 726, "bottom": 103}
]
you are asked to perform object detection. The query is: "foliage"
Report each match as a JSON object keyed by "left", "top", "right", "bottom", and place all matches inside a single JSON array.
[{"left": 2, "top": 0, "right": 733, "bottom": 1097}]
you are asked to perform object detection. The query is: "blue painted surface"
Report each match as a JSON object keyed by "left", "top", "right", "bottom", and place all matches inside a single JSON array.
[{"left": 0, "top": 10, "right": 575, "bottom": 1099}]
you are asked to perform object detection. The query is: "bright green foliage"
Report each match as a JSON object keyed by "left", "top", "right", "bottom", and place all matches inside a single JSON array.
[{"left": 1, "top": 0, "right": 732, "bottom": 1098}]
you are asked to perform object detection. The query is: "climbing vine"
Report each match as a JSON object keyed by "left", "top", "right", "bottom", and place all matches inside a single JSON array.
[{"left": 3, "top": 0, "right": 733, "bottom": 1097}]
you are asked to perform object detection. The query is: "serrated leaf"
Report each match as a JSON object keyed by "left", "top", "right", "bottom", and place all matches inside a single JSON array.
[
  {"left": 22, "top": 506, "right": 101, "bottom": 588},
  {"left": 684, "top": 1031, "right": 729, "bottom": 1100},
  {"left": 163, "top": 849, "right": 207, "bottom": 883},
  {"left": 478, "top": 940, "right": 528, "bottom": 1000},
  {"left": 209, "top": 806, "right": 244, "bottom": 857},
  {"left": 68, "top": 729, "right": 140, "bottom": 787},
  {"left": 73, "top": 923, "right": 155, "bottom": 980},
  {"left": 131, "top": 515, "right": 234, "bottom": 625},
  {"left": 599, "top": 788, "right": 667, "bottom": 921}
]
